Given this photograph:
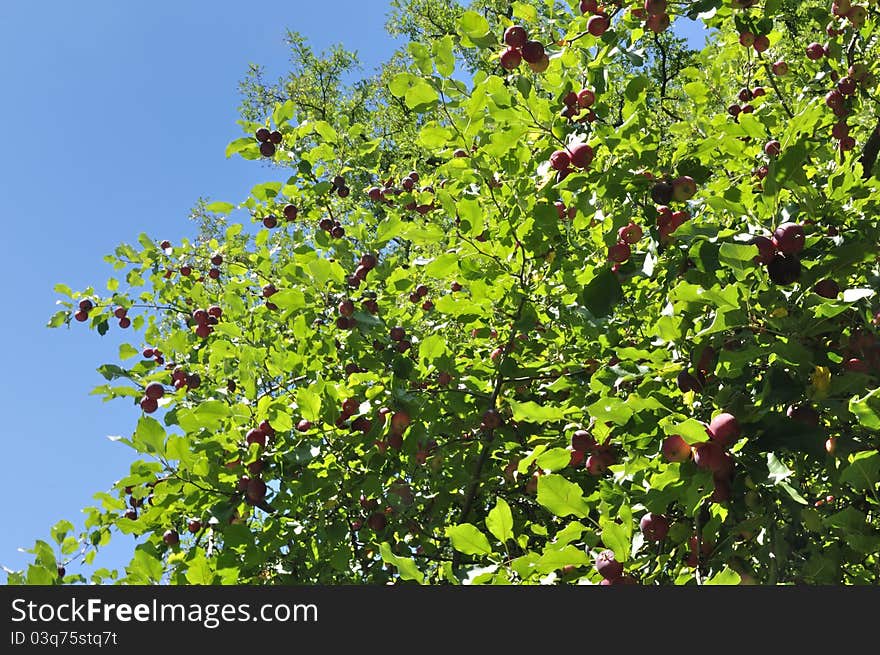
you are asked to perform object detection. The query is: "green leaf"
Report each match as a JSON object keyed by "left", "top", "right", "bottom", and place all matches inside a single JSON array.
[
  {"left": 850, "top": 388, "right": 880, "bottom": 430},
  {"left": 486, "top": 498, "right": 514, "bottom": 544},
  {"left": 296, "top": 388, "right": 322, "bottom": 421},
  {"left": 378, "top": 543, "right": 425, "bottom": 583},
  {"left": 418, "top": 334, "right": 447, "bottom": 364},
  {"left": 704, "top": 567, "right": 742, "bottom": 585},
  {"left": 271, "top": 289, "right": 306, "bottom": 311},
  {"left": 133, "top": 416, "right": 165, "bottom": 455},
  {"left": 536, "top": 447, "right": 572, "bottom": 472},
  {"left": 185, "top": 552, "right": 215, "bottom": 585},
  {"left": 581, "top": 269, "right": 622, "bottom": 318},
  {"left": 509, "top": 400, "right": 572, "bottom": 423},
  {"left": 419, "top": 123, "right": 453, "bottom": 149},
  {"left": 119, "top": 344, "right": 138, "bottom": 361},
  {"left": 600, "top": 521, "right": 630, "bottom": 563},
  {"left": 536, "top": 545, "right": 589, "bottom": 573},
  {"left": 47, "top": 310, "right": 69, "bottom": 328},
  {"left": 766, "top": 453, "right": 793, "bottom": 484},
  {"left": 272, "top": 100, "right": 295, "bottom": 126},
  {"left": 405, "top": 79, "right": 439, "bottom": 110},
  {"left": 193, "top": 401, "right": 230, "bottom": 430},
  {"left": 457, "top": 11, "right": 491, "bottom": 41},
  {"left": 664, "top": 418, "right": 709, "bottom": 444},
  {"left": 225, "top": 137, "right": 253, "bottom": 158},
  {"left": 205, "top": 201, "right": 235, "bottom": 214},
  {"left": 536, "top": 475, "right": 589, "bottom": 518},
  {"left": 50, "top": 520, "right": 75, "bottom": 545},
  {"left": 446, "top": 524, "right": 493, "bottom": 555},
  {"left": 840, "top": 451, "right": 880, "bottom": 492}
]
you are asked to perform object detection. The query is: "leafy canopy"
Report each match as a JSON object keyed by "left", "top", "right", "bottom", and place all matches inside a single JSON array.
[{"left": 14, "top": 0, "right": 880, "bottom": 586}]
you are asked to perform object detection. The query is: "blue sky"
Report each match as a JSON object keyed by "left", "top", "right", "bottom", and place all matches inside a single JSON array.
[{"left": 0, "top": 2, "right": 705, "bottom": 579}]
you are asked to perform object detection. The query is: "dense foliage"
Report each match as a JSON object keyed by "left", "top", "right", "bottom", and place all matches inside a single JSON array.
[{"left": 13, "top": 0, "right": 880, "bottom": 586}]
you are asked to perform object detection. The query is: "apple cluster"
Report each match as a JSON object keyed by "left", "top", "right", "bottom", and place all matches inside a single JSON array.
[
  {"left": 139, "top": 381, "right": 165, "bottom": 414},
  {"left": 559, "top": 87, "right": 596, "bottom": 124},
  {"left": 188, "top": 305, "right": 221, "bottom": 339},
  {"left": 694, "top": 413, "right": 742, "bottom": 503},
  {"left": 255, "top": 127, "right": 282, "bottom": 157},
  {"left": 751, "top": 221, "right": 806, "bottom": 285},
  {"left": 568, "top": 429, "right": 616, "bottom": 475},
  {"left": 408, "top": 283, "right": 432, "bottom": 311},
  {"left": 647, "top": 175, "right": 696, "bottom": 241},
  {"left": 73, "top": 298, "right": 94, "bottom": 323},
  {"left": 594, "top": 549, "right": 636, "bottom": 585},
  {"left": 367, "top": 171, "right": 436, "bottom": 216},
  {"left": 676, "top": 345, "right": 716, "bottom": 393},
  {"left": 823, "top": 63, "right": 873, "bottom": 152},
  {"left": 346, "top": 252, "right": 379, "bottom": 291},
  {"left": 498, "top": 25, "right": 549, "bottom": 73},
  {"left": 727, "top": 85, "right": 766, "bottom": 119},
  {"left": 626, "top": 0, "right": 671, "bottom": 34},
  {"left": 112, "top": 305, "right": 131, "bottom": 329}
]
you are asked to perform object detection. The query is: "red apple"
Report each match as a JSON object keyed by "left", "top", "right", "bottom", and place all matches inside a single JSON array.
[
  {"left": 662, "top": 435, "right": 691, "bottom": 462},
  {"left": 708, "top": 412, "right": 741, "bottom": 447},
  {"left": 595, "top": 549, "right": 623, "bottom": 580},
  {"left": 639, "top": 513, "right": 670, "bottom": 541},
  {"left": 772, "top": 222, "right": 805, "bottom": 254},
  {"left": 503, "top": 25, "right": 527, "bottom": 48},
  {"left": 499, "top": 46, "right": 522, "bottom": 70}
]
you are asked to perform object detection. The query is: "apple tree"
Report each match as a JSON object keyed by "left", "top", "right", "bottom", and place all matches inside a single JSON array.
[{"left": 11, "top": 0, "right": 880, "bottom": 585}]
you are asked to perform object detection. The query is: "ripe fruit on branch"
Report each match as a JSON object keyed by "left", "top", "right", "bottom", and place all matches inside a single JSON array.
[
  {"left": 577, "top": 88, "right": 595, "bottom": 108},
  {"left": 672, "top": 176, "right": 696, "bottom": 201},
  {"left": 708, "top": 412, "right": 741, "bottom": 447},
  {"left": 618, "top": 222, "right": 643, "bottom": 244},
  {"left": 693, "top": 441, "right": 726, "bottom": 473},
  {"left": 677, "top": 370, "right": 703, "bottom": 393},
  {"left": 521, "top": 41, "right": 545, "bottom": 64},
  {"left": 646, "top": 13, "right": 671, "bottom": 33},
  {"left": 390, "top": 411, "right": 411, "bottom": 435},
  {"left": 586, "top": 450, "right": 614, "bottom": 475},
  {"left": 813, "top": 279, "right": 840, "bottom": 299},
  {"left": 739, "top": 31, "right": 755, "bottom": 47},
  {"left": 140, "top": 397, "right": 158, "bottom": 414},
  {"left": 504, "top": 26, "right": 527, "bottom": 48},
  {"left": 772, "top": 222, "right": 805, "bottom": 254},
  {"left": 144, "top": 382, "right": 165, "bottom": 401},
  {"left": 481, "top": 409, "right": 502, "bottom": 430},
  {"left": 569, "top": 143, "right": 594, "bottom": 169},
  {"left": 162, "top": 529, "right": 179, "bottom": 546},
  {"left": 594, "top": 549, "right": 623, "bottom": 580},
  {"left": 764, "top": 140, "right": 781, "bottom": 157},
  {"left": 246, "top": 429, "right": 267, "bottom": 447},
  {"left": 752, "top": 236, "right": 776, "bottom": 264},
  {"left": 246, "top": 477, "right": 267, "bottom": 504},
  {"left": 787, "top": 404, "right": 820, "bottom": 427},
  {"left": 367, "top": 512, "right": 387, "bottom": 531},
  {"left": 767, "top": 253, "right": 802, "bottom": 285},
  {"left": 753, "top": 35, "right": 769, "bottom": 52},
  {"left": 639, "top": 513, "right": 670, "bottom": 541},
  {"left": 500, "top": 47, "right": 522, "bottom": 70},
  {"left": 587, "top": 15, "right": 609, "bottom": 36},
  {"left": 550, "top": 149, "right": 571, "bottom": 171},
  {"left": 806, "top": 42, "right": 825, "bottom": 60},
  {"left": 661, "top": 435, "right": 691, "bottom": 462},
  {"left": 571, "top": 430, "right": 596, "bottom": 452},
  {"left": 608, "top": 242, "right": 631, "bottom": 263},
  {"left": 650, "top": 181, "right": 674, "bottom": 205}
]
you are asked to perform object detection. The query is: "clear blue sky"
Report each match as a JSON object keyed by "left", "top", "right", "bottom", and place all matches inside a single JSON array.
[{"left": 0, "top": 2, "right": 705, "bottom": 579}]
